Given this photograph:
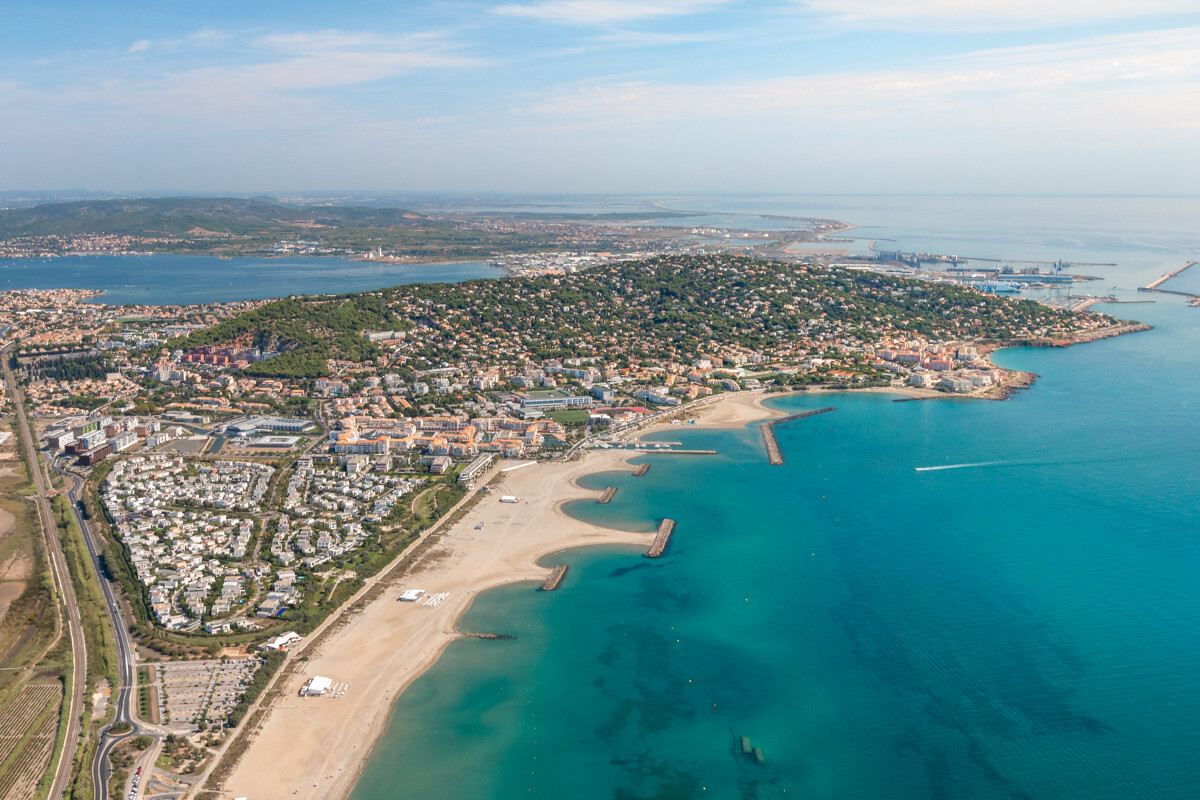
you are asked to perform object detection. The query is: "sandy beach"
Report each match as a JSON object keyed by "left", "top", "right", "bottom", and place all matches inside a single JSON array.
[
  {"left": 222, "top": 449, "right": 665, "bottom": 800},
  {"left": 632, "top": 381, "right": 992, "bottom": 443},
  {"left": 217, "top": 379, "right": 1030, "bottom": 800},
  {"left": 635, "top": 389, "right": 786, "bottom": 436}
]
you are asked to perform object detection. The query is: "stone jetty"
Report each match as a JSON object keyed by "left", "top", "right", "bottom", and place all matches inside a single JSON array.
[
  {"left": 646, "top": 519, "right": 676, "bottom": 558},
  {"left": 540, "top": 564, "right": 569, "bottom": 591},
  {"left": 761, "top": 407, "right": 835, "bottom": 465}
]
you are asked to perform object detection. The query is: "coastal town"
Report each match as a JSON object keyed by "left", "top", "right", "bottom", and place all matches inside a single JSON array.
[
  {"left": 0, "top": 250, "right": 1147, "bottom": 800},
  {"left": 12, "top": 256, "right": 1136, "bottom": 645},
  {"left": 2, "top": 0, "right": 1195, "bottom": 794},
  {"left": 0, "top": 259, "right": 1110, "bottom": 632},
  {"left": 0, "top": 197, "right": 854, "bottom": 266}
]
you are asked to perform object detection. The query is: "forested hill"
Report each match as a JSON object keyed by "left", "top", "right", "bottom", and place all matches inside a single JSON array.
[
  {"left": 168, "top": 255, "right": 1111, "bottom": 379},
  {"left": 0, "top": 196, "right": 563, "bottom": 257},
  {"left": 0, "top": 197, "right": 427, "bottom": 238}
]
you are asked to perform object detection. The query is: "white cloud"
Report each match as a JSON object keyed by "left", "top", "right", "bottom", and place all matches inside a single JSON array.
[
  {"left": 591, "top": 29, "right": 725, "bottom": 45},
  {"left": 797, "top": 0, "right": 1200, "bottom": 30},
  {"left": 161, "top": 51, "right": 477, "bottom": 99},
  {"left": 526, "top": 26, "right": 1200, "bottom": 127},
  {"left": 125, "top": 29, "right": 229, "bottom": 54},
  {"left": 45, "top": 28, "right": 485, "bottom": 129},
  {"left": 254, "top": 29, "right": 452, "bottom": 54},
  {"left": 493, "top": 0, "right": 728, "bottom": 26}
]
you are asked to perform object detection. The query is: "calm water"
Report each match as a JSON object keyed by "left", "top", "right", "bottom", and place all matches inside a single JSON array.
[
  {"left": 0, "top": 254, "right": 499, "bottom": 305},
  {"left": 350, "top": 198, "right": 1200, "bottom": 800}
]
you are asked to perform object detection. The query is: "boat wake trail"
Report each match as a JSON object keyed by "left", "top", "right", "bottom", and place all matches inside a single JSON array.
[{"left": 914, "top": 461, "right": 1007, "bottom": 472}]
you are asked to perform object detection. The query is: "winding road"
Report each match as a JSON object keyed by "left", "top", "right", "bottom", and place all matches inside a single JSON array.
[{"left": 55, "top": 465, "right": 166, "bottom": 800}]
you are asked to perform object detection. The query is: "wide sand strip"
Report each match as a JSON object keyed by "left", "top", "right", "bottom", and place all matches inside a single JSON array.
[
  {"left": 224, "top": 450, "right": 662, "bottom": 800},
  {"left": 219, "top": 381, "right": 1028, "bottom": 800},
  {"left": 639, "top": 390, "right": 786, "bottom": 435}
]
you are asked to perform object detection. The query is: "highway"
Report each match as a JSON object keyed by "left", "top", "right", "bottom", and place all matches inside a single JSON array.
[
  {"left": 55, "top": 464, "right": 165, "bottom": 800},
  {"left": 1, "top": 345, "right": 88, "bottom": 800}
]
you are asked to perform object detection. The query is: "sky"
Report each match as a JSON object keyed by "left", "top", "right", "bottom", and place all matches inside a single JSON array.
[{"left": 2, "top": 0, "right": 1199, "bottom": 195}]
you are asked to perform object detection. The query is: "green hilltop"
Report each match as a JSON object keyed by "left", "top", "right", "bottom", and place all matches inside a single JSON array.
[{"left": 168, "top": 255, "right": 1111, "bottom": 379}]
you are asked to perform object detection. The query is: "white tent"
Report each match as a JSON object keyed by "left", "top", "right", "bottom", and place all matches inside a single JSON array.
[{"left": 302, "top": 676, "right": 333, "bottom": 696}]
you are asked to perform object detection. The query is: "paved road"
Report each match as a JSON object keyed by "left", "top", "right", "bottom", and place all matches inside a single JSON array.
[
  {"left": 1, "top": 345, "right": 88, "bottom": 800},
  {"left": 55, "top": 466, "right": 166, "bottom": 800}
]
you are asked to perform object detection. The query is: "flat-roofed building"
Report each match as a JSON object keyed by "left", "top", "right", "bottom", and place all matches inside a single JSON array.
[
  {"left": 301, "top": 675, "right": 333, "bottom": 696},
  {"left": 518, "top": 390, "right": 591, "bottom": 410},
  {"left": 457, "top": 454, "right": 495, "bottom": 483}
]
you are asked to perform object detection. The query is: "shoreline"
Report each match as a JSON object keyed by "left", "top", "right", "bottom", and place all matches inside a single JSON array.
[
  {"left": 208, "top": 322, "right": 1153, "bottom": 800},
  {"left": 220, "top": 451, "right": 661, "bottom": 800},
  {"left": 217, "top": 384, "right": 948, "bottom": 800},
  {"left": 217, "top": 391, "right": 795, "bottom": 800}
]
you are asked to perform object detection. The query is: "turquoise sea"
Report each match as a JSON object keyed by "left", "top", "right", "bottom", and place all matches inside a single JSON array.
[
  {"left": 0, "top": 254, "right": 498, "bottom": 305},
  {"left": 349, "top": 198, "right": 1200, "bottom": 799}
]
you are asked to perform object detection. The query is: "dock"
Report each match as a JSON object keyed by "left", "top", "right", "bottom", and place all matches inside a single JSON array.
[
  {"left": 540, "top": 564, "right": 569, "bottom": 591},
  {"left": 605, "top": 445, "right": 716, "bottom": 454},
  {"left": 1140, "top": 261, "right": 1200, "bottom": 305},
  {"left": 598, "top": 486, "right": 617, "bottom": 504},
  {"left": 646, "top": 519, "right": 675, "bottom": 558},
  {"left": 761, "top": 407, "right": 835, "bottom": 465},
  {"left": 1143, "top": 260, "right": 1197, "bottom": 290},
  {"left": 1043, "top": 295, "right": 1122, "bottom": 313},
  {"left": 633, "top": 463, "right": 650, "bottom": 477}
]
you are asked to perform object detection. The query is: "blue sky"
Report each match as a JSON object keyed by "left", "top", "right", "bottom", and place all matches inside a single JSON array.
[{"left": 2, "top": 1, "right": 1199, "bottom": 194}]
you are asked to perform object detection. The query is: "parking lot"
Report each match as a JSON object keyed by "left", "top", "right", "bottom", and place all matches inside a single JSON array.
[{"left": 154, "top": 658, "right": 260, "bottom": 727}]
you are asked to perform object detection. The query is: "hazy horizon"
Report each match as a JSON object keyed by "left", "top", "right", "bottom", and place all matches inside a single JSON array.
[
  {"left": 4, "top": 1, "right": 1199, "bottom": 195},
  {"left": 5, "top": 190, "right": 1200, "bottom": 203}
]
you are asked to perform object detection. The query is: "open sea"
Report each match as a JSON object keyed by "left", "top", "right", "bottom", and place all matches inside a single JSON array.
[{"left": 345, "top": 196, "right": 1200, "bottom": 800}]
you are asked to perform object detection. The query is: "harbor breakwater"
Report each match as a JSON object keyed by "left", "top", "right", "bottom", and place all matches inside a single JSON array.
[
  {"left": 540, "top": 565, "right": 569, "bottom": 591},
  {"left": 760, "top": 407, "right": 836, "bottom": 465},
  {"left": 646, "top": 519, "right": 676, "bottom": 558}
]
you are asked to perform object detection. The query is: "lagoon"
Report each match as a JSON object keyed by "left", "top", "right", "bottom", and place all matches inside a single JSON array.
[{"left": 1, "top": 254, "right": 499, "bottom": 305}]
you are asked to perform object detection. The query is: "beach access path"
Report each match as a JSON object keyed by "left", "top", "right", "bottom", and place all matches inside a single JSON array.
[{"left": 222, "top": 450, "right": 656, "bottom": 800}]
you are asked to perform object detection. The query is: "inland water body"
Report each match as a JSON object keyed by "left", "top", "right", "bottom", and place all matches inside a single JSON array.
[
  {"left": 350, "top": 198, "right": 1200, "bottom": 800},
  {"left": 0, "top": 254, "right": 499, "bottom": 305}
]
